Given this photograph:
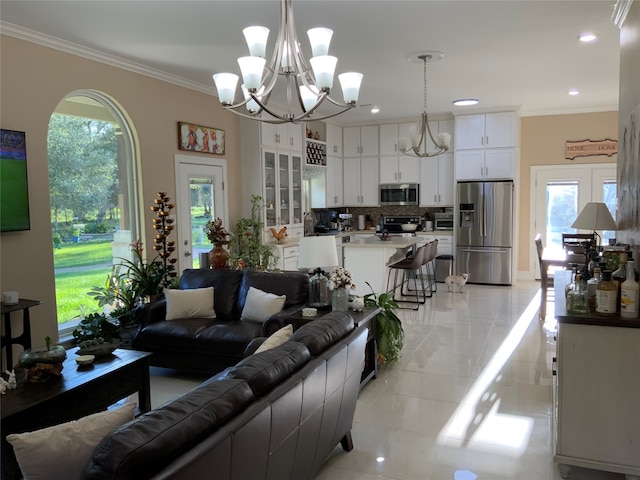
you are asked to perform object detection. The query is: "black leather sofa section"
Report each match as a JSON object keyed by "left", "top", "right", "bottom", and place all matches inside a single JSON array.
[
  {"left": 82, "top": 312, "right": 367, "bottom": 480},
  {"left": 133, "top": 269, "right": 310, "bottom": 374}
]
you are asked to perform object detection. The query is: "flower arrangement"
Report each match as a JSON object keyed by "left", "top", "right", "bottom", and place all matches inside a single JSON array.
[
  {"left": 204, "top": 217, "right": 231, "bottom": 245},
  {"left": 328, "top": 267, "right": 356, "bottom": 290}
]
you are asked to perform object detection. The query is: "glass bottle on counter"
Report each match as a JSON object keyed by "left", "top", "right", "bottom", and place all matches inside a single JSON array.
[
  {"left": 587, "top": 267, "right": 601, "bottom": 312},
  {"left": 567, "top": 273, "right": 589, "bottom": 314},
  {"left": 565, "top": 264, "right": 578, "bottom": 299},
  {"left": 612, "top": 252, "right": 628, "bottom": 312},
  {"left": 596, "top": 270, "right": 617, "bottom": 316},
  {"left": 620, "top": 260, "right": 640, "bottom": 319}
]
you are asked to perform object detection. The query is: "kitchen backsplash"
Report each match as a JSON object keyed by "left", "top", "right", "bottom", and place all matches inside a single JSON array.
[{"left": 311, "top": 206, "right": 453, "bottom": 228}]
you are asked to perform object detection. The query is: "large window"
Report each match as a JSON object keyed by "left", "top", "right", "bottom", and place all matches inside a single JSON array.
[{"left": 48, "top": 93, "right": 140, "bottom": 336}]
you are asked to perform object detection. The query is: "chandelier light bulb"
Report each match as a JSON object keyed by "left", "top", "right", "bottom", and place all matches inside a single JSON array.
[
  {"left": 300, "top": 85, "right": 320, "bottom": 112},
  {"left": 338, "top": 72, "right": 363, "bottom": 104},
  {"left": 242, "top": 84, "right": 265, "bottom": 113},
  {"left": 212, "top": 73, "right": 239, "bottom": 105},
  {"left": 310, "top": 55, "right": 337, "bottom": 91},
  {"left": 307, "top": 27, "right": 333, "bottom": 56},
  {"left": 237, "top": 56, "right": 266, "bottom": 91},
  {"left": 243, "top": 26, "right": 270, "bottom": 57}
]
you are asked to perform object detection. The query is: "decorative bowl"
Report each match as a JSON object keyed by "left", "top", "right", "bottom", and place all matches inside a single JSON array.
[
  {"left": 401, "top": 223, "right": 418, "bottom": 232},
  {"left": 76, "top": 342, "right": 119, "bottom": 357},
  {"left": 75, "top": 354, "right": 95, "bottom": 366}
]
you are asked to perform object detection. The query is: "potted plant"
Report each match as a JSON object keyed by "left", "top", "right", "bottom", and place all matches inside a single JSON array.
[
  {"left": 229, "top": 195, "right": 277, "bottom": 270},
  {"left": 364, "top": 283, "right": 404, "bottom": 365}
]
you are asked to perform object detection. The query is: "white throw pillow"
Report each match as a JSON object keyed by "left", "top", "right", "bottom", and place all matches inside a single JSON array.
[
  {"left": 6, "top": 402, "right": 136, "bottom": 480},
  {"left": 165, "top": 287, "right": 216, "bottom": 320},
  {"left": 241, "top": 286, "right": 286, "bottom": 323},
  {"left": 254, "top": 324, "right": 293, "bottom": 354}
]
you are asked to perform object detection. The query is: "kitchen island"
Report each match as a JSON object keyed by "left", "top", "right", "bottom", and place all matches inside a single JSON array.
[{"left": 343, "top": 235, "right": 421, "bottom": 295}]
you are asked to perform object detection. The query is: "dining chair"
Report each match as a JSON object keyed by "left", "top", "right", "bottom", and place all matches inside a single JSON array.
[{"left": 535, "top": 234, "right": 555, "bottom": 321}]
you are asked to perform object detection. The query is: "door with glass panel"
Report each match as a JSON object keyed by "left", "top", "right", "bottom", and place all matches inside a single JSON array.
[
  {"left": 532, "top": 164, "right": 616, "bottom": 270},
  {"left": 175, "top": 156, "right": 227, "bottom": 271}
]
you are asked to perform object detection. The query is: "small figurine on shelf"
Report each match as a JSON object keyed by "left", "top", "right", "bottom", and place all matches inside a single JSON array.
[
  {"left": 0, "top": 377, "right": 7, "bottom": 395},
  {"left": 313, "top": 131, "right": 320, "bottom": 140},
  {"left": 306, "top": 127, "right": 313, "bottom": 138},
  {"left": 5, "top": 370, "right": 16, "bottom": 390}
]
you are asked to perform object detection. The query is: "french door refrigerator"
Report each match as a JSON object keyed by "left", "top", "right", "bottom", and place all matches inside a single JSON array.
[{"left": 456, "top": 180, "right": 514, "bottom": 285}]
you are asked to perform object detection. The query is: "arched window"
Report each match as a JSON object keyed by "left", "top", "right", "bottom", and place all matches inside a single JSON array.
[{"left": 48, "top": 91, "right": 140, "bottom": 336}]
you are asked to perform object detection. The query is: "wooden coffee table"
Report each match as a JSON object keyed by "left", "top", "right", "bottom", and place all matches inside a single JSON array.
[{"left": 1, "top": 347, "right": 152, "bottom": 480}]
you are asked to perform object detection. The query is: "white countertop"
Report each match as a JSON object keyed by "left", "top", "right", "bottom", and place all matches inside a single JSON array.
[{"left": 343, "top": 235, "right": 421, "bottom": 249}]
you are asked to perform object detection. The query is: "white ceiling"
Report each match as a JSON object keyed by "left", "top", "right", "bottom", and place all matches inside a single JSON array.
[{"left": 0, "top": 0, "right": 621, "bottom": 126}]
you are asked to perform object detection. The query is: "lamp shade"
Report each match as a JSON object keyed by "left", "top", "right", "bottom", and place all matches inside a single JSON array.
[
  {"left": 298, "top": 236, "right": 339, "bottom": 269},
  {"left": 570, "top": 202, "right": 617, "bottom": 231}
]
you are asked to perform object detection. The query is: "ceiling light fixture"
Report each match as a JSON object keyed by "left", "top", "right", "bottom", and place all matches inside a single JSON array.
[
  {"left": 579, "top": 33, "right": 597, "bottom": 42},
  {"left": 568, "top": 89, "right": 580, "bottom": 96},
  {"left": 453, "top": 98, "right": 480, "bottom": 106},
  {"left": 212, "top": 0, "right": 363, "bottom": 124},
  {"left": 370, "top": 105, "right": 380, "bottom": 114},
  {"left": 400, "top": 51, "right": 451, "bottom": 158}
]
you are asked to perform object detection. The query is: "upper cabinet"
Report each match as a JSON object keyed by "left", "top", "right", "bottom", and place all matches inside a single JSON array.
[
  {"left": 454, "top": 112, "right": 517, "bottom": 150},
  {"left": 261, "top": 122, "right": 303, "bottom": 152},
  {"left": 325, "top": 123, "right": 343, "bottom": 156},
  {"left": 420, "top": 153, "right": 454, "bottom": 206},
  {"left": 343, "top": 156, "right": 379, "bottom": 206},
  {"left": 379, "top": 123, "right": 414, "bottom": 155},
  {"left": 454, "top": 111, "right": 519, "bottom": 181},
  {"left": 343, "top": 125, "right": 379, "bottom": 157}
]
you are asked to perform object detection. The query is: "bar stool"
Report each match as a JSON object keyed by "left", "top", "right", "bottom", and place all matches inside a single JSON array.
[
  {"left": 386, "top": 243, "right": 428, "bottom": 310},
  {"left": 423, "top": 239, "right": 438, "bottom": 295}
]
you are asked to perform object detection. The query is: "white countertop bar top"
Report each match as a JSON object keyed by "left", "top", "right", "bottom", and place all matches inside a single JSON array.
[{"left": 343, "top": 236, "right": 422, "bottom": 249}]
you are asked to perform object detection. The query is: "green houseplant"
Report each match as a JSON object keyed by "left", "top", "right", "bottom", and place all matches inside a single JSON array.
[
  {"left": 229, "top": 194, "right": 277, "bottom": 270},
  {"left": 364, "top": 283, "right": 404, "bottom": 365}
]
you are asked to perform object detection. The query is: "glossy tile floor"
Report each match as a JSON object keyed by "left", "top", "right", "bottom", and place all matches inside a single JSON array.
[{"left": 147, "top": 281, "right": 625, "bottom": 480}]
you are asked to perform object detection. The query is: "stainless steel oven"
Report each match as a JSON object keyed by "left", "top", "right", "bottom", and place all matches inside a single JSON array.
[
  {"left": 379, "top": 183, "right": 419, "bottom": 206},
  {"left": 434, "top": 212, "right": 454, "bottom": 230}
]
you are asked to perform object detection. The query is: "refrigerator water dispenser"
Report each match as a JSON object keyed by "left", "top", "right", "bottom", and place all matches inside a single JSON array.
[{"left": 459, "top": 203, "right": 475, "bottom": 228}]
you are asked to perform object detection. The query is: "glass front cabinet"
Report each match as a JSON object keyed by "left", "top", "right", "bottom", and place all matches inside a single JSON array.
[{"left": 262, "top": 148, "right": 303, "bottom": 238}]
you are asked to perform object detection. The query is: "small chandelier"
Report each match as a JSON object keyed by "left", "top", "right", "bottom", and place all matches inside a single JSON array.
[
  {"left": 212, "top": 0, "right": 363, "bottom": 124},
  {"left": 400, "top": 51, "right": 451, "bottom": 157}
]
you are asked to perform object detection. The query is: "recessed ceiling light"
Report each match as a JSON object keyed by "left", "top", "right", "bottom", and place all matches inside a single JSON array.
[
  {"left": 568, "top": 89, "right": 580, "bottom": 96},
  {"left": 453, "top": 99, "right": 479, "bottom": 106},
  {"left": 370, "top": 105, "right": 380, "bottom": 114},
  {"left": 579, "top": 33, "right": 597, "bottom": 42}
]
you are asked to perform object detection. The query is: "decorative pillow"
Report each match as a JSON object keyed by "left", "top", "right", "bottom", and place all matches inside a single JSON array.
[
  {"left": 165, "top": 287, "right": 215, "bottom": 320},
  {"left": 254, "top": 324, "right": 293, "bottom": 354},
  {"left": 6, "top": 402, "right": 136, "bottom": 480},
  {"left": 241, "top": 286, "right": 287, "bottom": 323}
]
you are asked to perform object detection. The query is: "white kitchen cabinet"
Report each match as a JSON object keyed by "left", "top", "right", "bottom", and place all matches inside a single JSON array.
[
  {"left": 261, "top": 122, "right": 303, "bottom": 151},
  {"left": 325, "top": 123, "right": 343, "bottom": 156},
  {"left": 343, "top": 156, "right": 379, "bottom": 206},
  {"left": 454, "top": 148, "right": 516, "bottom": 181},
  {"left": 554, "top": 321, "right": 640, "bottom": 479},
  {"left": 420, "top": 153, "right": 454, "bottom": 206},
  {"left": 269, "top": 243, "right": 299, "bottom": 271},
  {"left": 262, "top": 148, "right": 304, "bottom": 234},
  {"left": 379, "top": 155, "right": 420, "bottom": 184},
  {"left": 379, "top": 123, "right": 415, "bottom": 155},
  {"left": 454, "top": 111, "right": 517, "bottom": 150},
  {"left": 325, "top": 155, "right": 343, "bottom": 207},
  {"left": 343, "top": 125, "right": 379, "bottom": 157}
]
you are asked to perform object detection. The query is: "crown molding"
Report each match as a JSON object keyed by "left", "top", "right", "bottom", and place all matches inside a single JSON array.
[{"left": 1, "top": 21, "right": 215, "bottom": 97}]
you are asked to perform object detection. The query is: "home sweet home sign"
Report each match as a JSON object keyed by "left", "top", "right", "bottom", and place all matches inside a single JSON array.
[{"left": 565, "top": 138, "right": 618, "bottom": 160}]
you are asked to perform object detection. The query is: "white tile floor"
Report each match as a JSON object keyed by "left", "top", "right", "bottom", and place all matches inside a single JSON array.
[{"left": 147, "top": 281, "right": 626, "bottom": 480}]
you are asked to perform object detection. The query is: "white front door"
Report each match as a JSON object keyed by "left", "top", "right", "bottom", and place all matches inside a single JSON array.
[{"left": 175, "top": 155, "right": 228, "bottom": 272}]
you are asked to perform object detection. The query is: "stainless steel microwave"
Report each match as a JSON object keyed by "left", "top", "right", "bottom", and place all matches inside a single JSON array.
[{"left": 379, "top": 183, "right": 419, "bottom": 206}]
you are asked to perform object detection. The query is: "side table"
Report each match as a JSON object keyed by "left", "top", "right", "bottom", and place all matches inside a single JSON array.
[
  {"left": 286, "top": 306, "right": 380, "bottom": 389},
  {"left": 1, "top": 299, "right": 40, "bottom": 370}
]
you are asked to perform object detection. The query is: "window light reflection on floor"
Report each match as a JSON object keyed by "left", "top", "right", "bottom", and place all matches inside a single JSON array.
[{"left": 437, "top": 294, "right": 541, "bottom": 459}]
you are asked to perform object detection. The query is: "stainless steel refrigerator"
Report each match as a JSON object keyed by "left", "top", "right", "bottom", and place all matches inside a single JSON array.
[{"left": 456, "top": 180, "right": 514, "bottom": 285}]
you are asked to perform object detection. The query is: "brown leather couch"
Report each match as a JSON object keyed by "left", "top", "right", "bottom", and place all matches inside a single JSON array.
[
  {"left": 82, "top": 312, "right": 367, "bottom": 480},
  {"left": 133, "top": 268, "right": 310, "bottom": 374}
]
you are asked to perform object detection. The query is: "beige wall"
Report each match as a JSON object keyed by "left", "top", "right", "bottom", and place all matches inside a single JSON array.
[
  {"left": 0, "top": 36, "right": 243, "bottom": 346},
  {"left": 518, "top": 111, "right": 618, "bottom": 273}
]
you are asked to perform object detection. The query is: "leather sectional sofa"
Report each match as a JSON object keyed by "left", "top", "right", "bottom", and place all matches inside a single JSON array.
[
  {"left": 133, "top": 268, "right": 310, "bottom": 374},
  {"left": 82, "top": 312, "right": 368, "bottom": 480}
]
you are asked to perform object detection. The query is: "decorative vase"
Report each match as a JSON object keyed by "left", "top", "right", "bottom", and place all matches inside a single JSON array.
[
  {"left": 209, "top": 243, "right": 228, "bottom": 269},
  {"left": 332, "top": 287, "right": 349, "bottom": 312}
]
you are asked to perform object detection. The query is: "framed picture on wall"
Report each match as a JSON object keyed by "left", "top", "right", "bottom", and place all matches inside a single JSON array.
[{"left": 178, "top": 122, "right": 225, "bottom": 155}]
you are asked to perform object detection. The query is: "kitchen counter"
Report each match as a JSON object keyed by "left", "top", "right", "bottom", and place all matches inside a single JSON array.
[{"left": 343, "top": 236, "right": 420, "bottom": 295}]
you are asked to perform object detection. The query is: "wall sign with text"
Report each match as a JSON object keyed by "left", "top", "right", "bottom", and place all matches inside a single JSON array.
[{"left": 565, "top": 138, "right": 618, "bottom": 160}]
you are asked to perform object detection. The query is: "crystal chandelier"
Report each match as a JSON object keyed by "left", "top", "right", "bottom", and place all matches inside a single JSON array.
[
  {"left": 400, "top": 52, "right": 451, "bottom": 157},
  {"left": 212, "top": 0, "right": 363, "bottom": 124}
]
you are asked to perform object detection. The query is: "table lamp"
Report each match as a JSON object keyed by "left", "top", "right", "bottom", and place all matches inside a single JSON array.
[
  {"left": 298, "top": 236, "right": 339, "bottom": 308},
  {"left": 570, "top": 202, "right": 617, "bottom": 247}
]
